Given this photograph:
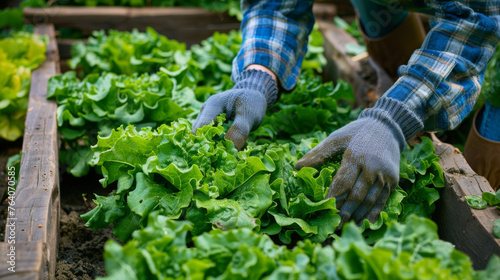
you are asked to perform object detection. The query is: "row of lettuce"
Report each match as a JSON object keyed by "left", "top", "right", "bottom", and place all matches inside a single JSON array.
[
  {"left": 41, "top": 26, "right": 500, "bottom": 279},
  {"left": 1, "top": 3, "right": 499, "bottom": 276},
  {"left": 2, "top": 1, "right": 498, "bottom": 276},
  {"left": 0, "top": 27, "right": 46, "bottom": 142}
]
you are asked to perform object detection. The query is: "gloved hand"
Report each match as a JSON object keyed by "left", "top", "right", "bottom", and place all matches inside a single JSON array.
[
  {"left": 192, "top": 69, "right": 278, "bottom": 150},
  {"left": 295, "top": 98, "right": 423, "bottom": 227}
]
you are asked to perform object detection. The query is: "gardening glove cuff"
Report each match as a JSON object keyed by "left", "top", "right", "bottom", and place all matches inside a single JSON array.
[
  {"left": 234, "top": 69, "right": 278, "bottom": 107},
  {"left": 359, "top": 97, "right": 424, "bottom": 147}
]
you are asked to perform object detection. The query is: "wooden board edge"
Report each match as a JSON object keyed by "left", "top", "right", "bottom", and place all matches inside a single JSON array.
[
  {"left": 23, "top": 6, "right": 240, "bottom": 24},
  {"left": 24, "top": 6, "right": 241, "bottom": 46},
  {"left": 2, "top": 24, "right": 61, "bottom": 280},
  {"left": 0, "top": 242, "right": 46, "bottom": 280},
  {"left": 432, "top": 140, "right": 500, "bottom": 269},
  {"left": 317, "top": 19, "right": 371, "bottom": 107}
]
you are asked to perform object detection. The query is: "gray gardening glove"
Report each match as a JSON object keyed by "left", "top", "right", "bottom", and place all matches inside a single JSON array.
[
  {"left": 192, "top": 69, "right": 278, "bottom": 150},
  {"left": 295, "top": 97, "right": 423, "bottom": 227}
]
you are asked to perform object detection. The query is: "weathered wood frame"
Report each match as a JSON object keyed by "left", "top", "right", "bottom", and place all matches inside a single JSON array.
[
  {"left": 0, "top": 7, "right": 496, "bottom": 278},
  {"left": 23, "top": 4, "right": 337, "bottom": 46},
  {"left": 0, "top": 24, "right": 60, "bottom": 280},
  {"left": 318, "top": 19, "right": 378, "bottom": 108},
  {"left": 25, "top": 4, "right": 337, "bottom": 73},
  {"left": 23, "top": 6, "right": 241, "bottom": 47},
  {"left": 433, "top": 138, "right": 500, "bottom": 269}
]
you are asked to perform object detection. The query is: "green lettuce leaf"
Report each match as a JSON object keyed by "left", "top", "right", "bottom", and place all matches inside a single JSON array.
[
  {"left": 466, "top": 195, "right": 488, "bottom": 210},
  {"left": 83, "top": 117, "right": 343, "bottom": 243},
  {"left": 482, "top": 190, "right": 500, "bottom": 206},
  {"left": 100, "top": 214, "right": 486, "bottom": 280},
  {"left": 0, "top": 31, "right": 46, "bottom": 141}
]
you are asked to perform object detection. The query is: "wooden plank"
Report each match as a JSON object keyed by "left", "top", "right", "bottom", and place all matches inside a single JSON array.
[
  {"left": 1, "top": 24, "right": 60, "bottom": 280},
  {"left": 0, "top": 242, "right": 45, "bottom": 280},
  {"left": 312, "top": 3, "right": 337, "bottom": 21},
  {"left": 23, "top": 3, "right": 335, "bottom": 47},
  {"left": 316, "top": 0, "right": 355, "bottom": 16},
  {"left": 23, "top": 7, "right": 241, "bottom": 46},
  {"left": 432, "top": 139, "right": 500, "bottom": 269},
  {"left": 317, "top": 19, "right": 373, "bottom": 107},
  {"left": 23, "top": 7, "right": 129, "bottom": 26}
]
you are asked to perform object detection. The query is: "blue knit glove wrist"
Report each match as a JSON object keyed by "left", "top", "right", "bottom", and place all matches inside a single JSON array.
[
  {"left": 295, "top": 97, "right": 423, "bottom": 228},
  {"left": 359, "top": 97, "right": 424, "bottom": 143},
  {"left": 192, "top": 69, "right": 278, "bottom": 150}
]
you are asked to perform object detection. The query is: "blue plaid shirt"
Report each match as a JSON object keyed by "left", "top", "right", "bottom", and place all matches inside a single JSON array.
[{"left": 233, "top": 0, "right": 500, "bottom": 132}]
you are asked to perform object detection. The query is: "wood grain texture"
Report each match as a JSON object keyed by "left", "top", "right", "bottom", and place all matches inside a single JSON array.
[
  {"left": 312, "top": 3, "right": 337, "bottom": 21},
  {"left": 432, "top": 139, "right": 500, "bottom": 269},
  {"left": 317, "top": 19, "right": 369, "bottom": 107},
  {"left": 23, "top": 7, "right": 241, "bottom": 46},
  {"left": 0, "top": 242, "right": 45, "bottom": 280},
  {"left": 0, "top": 24, "right": 60, "bottom": 280},
  {"left": 24, "top": 3, "right": 336, "bottom": 47}
]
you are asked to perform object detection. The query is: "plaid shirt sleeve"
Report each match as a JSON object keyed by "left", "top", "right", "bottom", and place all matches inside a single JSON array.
[
  {"left": 385, "top": 1, "right": 500, "bottom": 131},
  {"left": 232, "top": 0, "right": 315, "bottom": 92}
]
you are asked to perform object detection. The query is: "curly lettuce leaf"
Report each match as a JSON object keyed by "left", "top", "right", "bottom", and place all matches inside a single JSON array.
[
  {"left": 69, "top": 27, "right": 188, "bottom": 75},
  {"left": 100, "top": 214, "right": 488, "bottom": 280},
  {"left": 83, "top": 117, "right": 342, "bottom": 243},
  {"left": 0, "top": 31, "right": 46, "bottom": 141}
]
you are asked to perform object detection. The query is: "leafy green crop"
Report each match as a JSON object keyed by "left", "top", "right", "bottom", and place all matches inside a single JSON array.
[
  {"left": 0, "top": 31, "right": 46, "bottom": 141},
  {"left": 99, "top": 214, "right": 498, "bottom": 280},
  {"left": 482, "top": 190, "right": 500, "bottom": 207},
  {"left": 0, "top": 9, "right": 24, "bottom": 30},
  {"left": 50, "top": 28, "right": 326, "bottom": 176},
  {"left": 47, "top": 69, "right": 200, "bottom": 176},
  {"left": 494, "top": 219, "right": 500, "bottom": 239},
  {"left": 82, "top": 116, "right": 340, "bottom": 243},
  {"left": 48, "top": 27, "right": 466, "bottom": 276},
  {"left": 249, "top": 74, "right": 359, "bottom": 143},
  {"left": 333, "top": 16, "right": 367, "bottom": 56},
  {"left": 0, "top": 0, "right": 47, "bottom": 30},
  {"left": 82, "top": 116, "right": 445, "bottom": 245},
  {"left": 465, "top": 195, "right": 488, "bottom": 210},
  {"left": 68, "top": 28, "right": 324, "bottom": 87},
  {"left": 57, "top": 28, "right": 444, "bottom": 244},
  {"left": 473, "top": 190, "right": 500, "bottom": 239},
  {"left": 69, "top": 28, "right": 189, "bottom": 76},
  {"left": 189, "top": 30, "right": 241, "bottom": 86}
]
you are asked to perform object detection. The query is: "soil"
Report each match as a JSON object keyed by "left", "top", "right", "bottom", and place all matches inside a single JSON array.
[
  {"left": 55, "top": 168, "right": 117, "bottom": 280},
  {"left": 0, "top": 146, "right": 116, "bottom": 279}
]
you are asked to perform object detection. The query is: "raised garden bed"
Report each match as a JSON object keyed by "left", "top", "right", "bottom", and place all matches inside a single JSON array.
[
  {"left": 23, "top": 3, "right": 337, "bottom": 46},
  {"left": 23, "top": 6, "right": 240, "bottom": 47},
  {"left": 433, "top": 137, "right": 500, "bottom": 269},
  {"left": 1, "top": 9, "right": 499, "bottom": 279},
  {"left": 24, "top": 3, "right": 337, "bottom": 74}
]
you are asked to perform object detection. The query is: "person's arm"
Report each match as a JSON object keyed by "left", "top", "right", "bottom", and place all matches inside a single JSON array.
[
  {"left": 233, "top": 0, "right": 315, "bottom": 92},
  {"left": 296, "top": 1, "right": 500, "bottom": 227},
  {"left": 246, "top": 64, "right": 277, "bottom": 82},
  {"left": 192, "top": 0, "right": 315, "bottom": 149},
  {"left": 384, "top": 1, "right": 500, "bottom": 131}
]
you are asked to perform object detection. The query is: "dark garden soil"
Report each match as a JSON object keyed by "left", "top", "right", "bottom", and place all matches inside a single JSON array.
[
  {"left": 0, "top": 142, "right": 116, "bottom": 279},
  {"left": 55, "top": 169, "right": 117, "bottom": 280}
]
